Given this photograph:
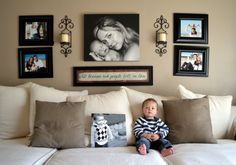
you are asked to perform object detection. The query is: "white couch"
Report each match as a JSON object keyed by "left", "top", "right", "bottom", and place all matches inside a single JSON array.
[{"left": 0, "top": 83, "right": 236, "bottom": 165}]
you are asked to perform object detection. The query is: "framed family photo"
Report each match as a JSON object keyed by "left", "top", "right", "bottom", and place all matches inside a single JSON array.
[
  {"left": 84, "top": 14, "right": 140, "bottom": 61},
  {"left": 173, "top": 45, "right": 209, "bottom": 77},
  {"left": 174, "top": 13, "right": 208, "bottom": 44},
  {"left": 19, "top": 15, "right": 54, "bottom": 46},
  {"left": 18, "top": 47, "right": 53, "bottom": 78},
  {"left": 73, "top": 66, "right": 153, "bottom": 86}
]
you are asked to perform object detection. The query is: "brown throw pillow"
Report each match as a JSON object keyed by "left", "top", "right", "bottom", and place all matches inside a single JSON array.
[
  {"left": 162, "top": 98, "right": 217, "bottom": 144},
  {"left": 30, "top": 101, "right": 86, "bottom": 149}
]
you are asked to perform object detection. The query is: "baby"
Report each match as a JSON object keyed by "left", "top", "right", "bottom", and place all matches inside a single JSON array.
[
  {"left": 89, "top": 40, "right": 122, "bottom": 61},
  {"left": 133, "top": 98, "right": 174, "bottom": 157}
]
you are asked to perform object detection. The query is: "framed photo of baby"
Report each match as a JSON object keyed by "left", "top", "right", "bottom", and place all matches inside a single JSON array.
[
  {"left": 173, "top": 45, "right": 209, "bottom": 77},
  {"left": 174, "top": 13, "right": 208, "bottom": 44},
  {"left": 84, "top": 14, "right": 140, "bottom": 61},
  {"left": 18, "top": 47, "right": 53, "bottom": 78}
]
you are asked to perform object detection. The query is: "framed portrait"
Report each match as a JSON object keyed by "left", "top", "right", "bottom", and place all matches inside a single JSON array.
[
  {"left": 18, "top": 47, "right": 53, "bottom": 78},
  {"left": 19, "top": 15, "right": 54, "bottom": 46},
  {"left": 174, "top": 13, "right": 208, "bottom": 44},
  {"left": 84, "top": 14, "right": 140, "bottom": 61},
  {"left": 73, "top": 66, "right": 153, "bottom": 86},
  {"left": 173, "top": 45, "right": 209, "bottom": 77}
]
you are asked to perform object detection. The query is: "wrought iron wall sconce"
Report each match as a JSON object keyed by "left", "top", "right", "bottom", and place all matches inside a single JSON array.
[
  {"left": 154, "top": 15, "right": 169, "bottom": 56},
  {"left": 58, "top": 15, "right": 74, "bottom": 57}
]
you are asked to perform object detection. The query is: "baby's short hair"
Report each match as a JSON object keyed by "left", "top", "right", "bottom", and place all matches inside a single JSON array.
[{"left": 142, "top": 98, "right": 158, "bottom": 108}]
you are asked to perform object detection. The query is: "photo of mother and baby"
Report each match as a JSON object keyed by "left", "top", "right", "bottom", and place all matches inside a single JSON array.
[{"left": 84, "top": 14, "right": 140, "bottom": 61}]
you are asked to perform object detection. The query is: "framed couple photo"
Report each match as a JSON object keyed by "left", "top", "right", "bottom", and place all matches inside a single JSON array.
[
  {"left": 19, "top": 15, "right": 54, "bottom": 46},
  {"left": 18, "top": 47, "right": 53, "bottom": 78},
  {"left": 173, "top": 45, "right": 209, "bottom": 77},
  {"left": 174, "top": 13, "right": 208, "bottom": 44}
]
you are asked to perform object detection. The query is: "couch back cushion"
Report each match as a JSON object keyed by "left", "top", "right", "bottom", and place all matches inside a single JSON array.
[
  {"left": 67, "top": 88, "right": 134, "bottom": 145},
  {"left": 178, "top": 84, "right": 233, "bottom": 139},
  {"left": 121, "top": 86, "right": 176, "bottom": 122},
  {"left": 0, "top": 85, "right": 30, "bottom": 139},
  {"left": 29, "top": 83, "right": 88, "bottom": 136}
]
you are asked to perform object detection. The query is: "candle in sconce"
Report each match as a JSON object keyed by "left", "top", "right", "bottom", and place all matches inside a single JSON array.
[
  {"left": 61, "top": 33, "right": 70, "bottom": 43},
  {"left": 157, "top": 32, "right": 167, "bottom": 42}
]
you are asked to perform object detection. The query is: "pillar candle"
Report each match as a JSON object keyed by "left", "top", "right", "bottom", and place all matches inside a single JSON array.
[
  {"left": 61, "top": 33, "right": 70, "bottom": 43},
  {"left": 157, "top": 32, "right": 167, "bottom": 42}
]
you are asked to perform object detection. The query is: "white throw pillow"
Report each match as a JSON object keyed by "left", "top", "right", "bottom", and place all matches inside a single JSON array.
[
  {"left": 67, "top": 89, "right": 134, "bottom": 145},
  {"left": 121, "top": 86, "right": 176, "bottom": 121},
  {"left": 29, "top": 83, "right": 88, "bottom": 136},
  {"left": 0, "top": 83, "right": 31, "bottom": 139},
  {"left": 178, "top": 84, "right": 233, "bottom": 139}
]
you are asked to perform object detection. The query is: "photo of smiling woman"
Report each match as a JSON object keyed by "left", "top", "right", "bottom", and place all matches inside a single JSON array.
[{"left": 84, "top": 14, "right": 140, "bottom": 61}]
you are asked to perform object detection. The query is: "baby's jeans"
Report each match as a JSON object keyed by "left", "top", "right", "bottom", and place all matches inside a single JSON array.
[{"left": 136, "top": 137, "right": 172, "bottom": 153}]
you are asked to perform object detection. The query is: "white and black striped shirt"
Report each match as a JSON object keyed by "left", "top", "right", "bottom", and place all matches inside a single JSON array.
[{"left": 133, "top": 117, "right": 169, "bottom": 139}]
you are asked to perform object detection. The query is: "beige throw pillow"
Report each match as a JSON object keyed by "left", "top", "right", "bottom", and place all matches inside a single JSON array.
[
  {"left": 29, "top": 83, "right": 88, "bottom": 136},
  {"left": 178, "top": 84, "right": 233, "bottom": 139},
  {"left": 162, "top": 98, "right": 217, "bottom": 144},
  {"left": 30, "top": 101, "right": 86, "bottom": 149}
]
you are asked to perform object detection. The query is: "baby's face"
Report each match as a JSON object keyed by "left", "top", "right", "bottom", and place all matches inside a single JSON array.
[
  {"left": 93, "top": 41, "right": 109, "bottom": 56},
  {"left": 142, "top": 101, "right": 158, "bottom": 119}
]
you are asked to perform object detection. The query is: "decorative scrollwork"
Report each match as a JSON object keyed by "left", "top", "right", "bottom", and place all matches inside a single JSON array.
[
  {"left": 154, "top": 15, "right": 169, "bottom": 56},
  {"left": 155, "top": 43, "right": 167, "bottom": 57},
  {"left": 58, "top": 15, "right": 74, "bottom": 57}
]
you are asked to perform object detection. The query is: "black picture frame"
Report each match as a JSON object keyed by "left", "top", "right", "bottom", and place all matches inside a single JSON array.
[
  {"left": 84, "top": 14, "right": 140, "bottom": 61},
  {"left": 174, "top": 45, "right": 209, "bottom": 77},
  {"left": 73, "top": 66, "right": 153, "bottom": 86},
  {"left": 18, "top": 47, "right": 53, "bottom": 78},
  {"left": 19, "top": 15, "right": 54, "bottom": 46},
  {"left": 174, "top": 13, "right": 208, "bottom": 44}
]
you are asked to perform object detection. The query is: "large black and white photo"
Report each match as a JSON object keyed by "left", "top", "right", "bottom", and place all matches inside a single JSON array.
[{"left": 84, "top": 14, "right": 140, "bottom": 61}]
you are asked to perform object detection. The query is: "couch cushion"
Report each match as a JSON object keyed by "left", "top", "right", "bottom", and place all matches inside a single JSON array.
[
  {"left": 0, "top": 137, "right": 56, "bottom": 165},
  {"left": 44, "top": 146, "right": 167, "bottom": 165},
  {"left": 29, "top": 83, "right": 88, "bottom": 136},
  {"left": 178, "top": 84, "right": 233, "bottom": 139},
  {"left": 67, "top": 89, "right": 134, "bottom": 145},
  {"left": 30, "top": 101, "right": 86, "bottom": 149},
  {"left": 0, "top": 84, "right": 30, "bottom": 139},
  {"left": 121, "top": 86, "right": 176, "bottom": 121},
  {"left": 162, "top": 98, "right": 216, "bottom": 144},
  {"left": 165, "top": 139, "right": 236, "bottom": 165}
]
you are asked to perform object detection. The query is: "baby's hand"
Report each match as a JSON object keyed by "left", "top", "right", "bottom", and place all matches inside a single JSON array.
[
  {"left": 151, "top": 134, "right": 160, "bottom": 141},
  {"left": 143, "top": 134, "right": 153, "bottom": 141},
  {"left": 89, "top": 52, "right": 103, "bottom": 61}
]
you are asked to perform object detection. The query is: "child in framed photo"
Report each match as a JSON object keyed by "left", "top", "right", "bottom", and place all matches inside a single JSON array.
[{"left": 91, "top": 113, "right": 127, "bottom": 147}]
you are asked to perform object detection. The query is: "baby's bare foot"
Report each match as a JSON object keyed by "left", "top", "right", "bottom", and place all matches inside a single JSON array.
[
  {"left": 161, "top": 148, "right": 174, "bottom": 157},
  {"left": 138, "top": 144, "right": 147, "bottom": 155}
]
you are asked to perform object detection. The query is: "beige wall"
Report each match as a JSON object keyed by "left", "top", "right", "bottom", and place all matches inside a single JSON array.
[{"left": 0, "top": 0, "right": 236, "bottom": 104}]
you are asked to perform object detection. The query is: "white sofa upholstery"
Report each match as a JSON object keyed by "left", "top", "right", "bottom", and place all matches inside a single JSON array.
[
  {"left": 0, "top": 83, "right": 236, "bottom": 165},
  {"left": 0, "top": 137, "right": 56, "bottom": 165}
]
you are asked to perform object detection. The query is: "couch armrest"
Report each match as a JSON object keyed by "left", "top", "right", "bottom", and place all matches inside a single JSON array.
[{"left": 225, "top": 106, "right": 236, "bottom": 139}]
